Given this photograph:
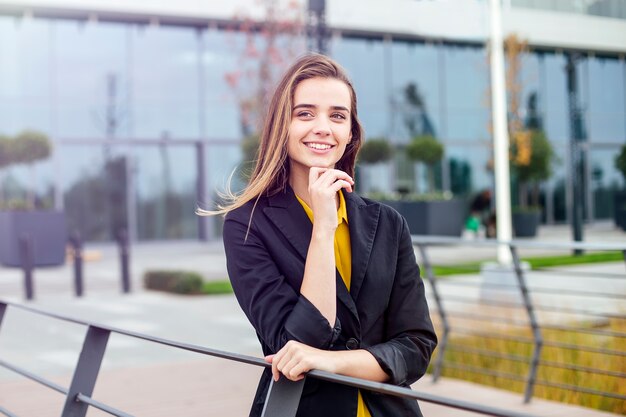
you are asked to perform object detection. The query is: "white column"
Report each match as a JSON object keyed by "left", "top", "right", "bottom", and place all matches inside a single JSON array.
[{"left": 489, "top": 0, "right": 513, "bottom": 264}]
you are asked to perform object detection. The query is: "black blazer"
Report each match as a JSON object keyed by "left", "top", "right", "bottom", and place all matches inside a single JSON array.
[{"left": 223, "top": 186, "right": 437, "bottom": 417}]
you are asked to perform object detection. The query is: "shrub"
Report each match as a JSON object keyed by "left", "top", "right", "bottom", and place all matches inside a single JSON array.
[
  {"left": 358, "top": 138, "right": 393, "bottom": 164},
  {"left": 143, "top": 270, "right": 204, "bottom": 295},
  {"left": 202, "top": 280, "right": 234, "bottom": 295}
]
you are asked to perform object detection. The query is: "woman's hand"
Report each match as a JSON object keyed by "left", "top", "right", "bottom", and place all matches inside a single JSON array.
[
  {"left": 265, "top": 340, "right": 337, "bottom": 382},
  {"left": 307, "top": 167, "right": 354, "bottom": 233}
]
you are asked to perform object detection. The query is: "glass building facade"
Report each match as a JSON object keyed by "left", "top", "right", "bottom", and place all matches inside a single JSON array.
[{"left": 0, "top": 14, "right": 624, "bottom": 241}]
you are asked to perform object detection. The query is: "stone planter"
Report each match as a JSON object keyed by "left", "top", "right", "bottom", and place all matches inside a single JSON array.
[
  {"left": 0, "top": 210, "right": 67, "bottom": 267},
  {"left": 512, "top": 211, "right": 541, "bottom": 238},
  {"left": 384, "top": 199, "right": 465, "bottom": 236}
]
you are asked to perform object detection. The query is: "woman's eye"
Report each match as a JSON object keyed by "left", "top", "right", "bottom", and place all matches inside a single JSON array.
[
  {"left": 331, "top": 113, "right": 347, "bottom": 120},
  {"left": 297, "top": 111, "right": 313, "bottom": 118}
]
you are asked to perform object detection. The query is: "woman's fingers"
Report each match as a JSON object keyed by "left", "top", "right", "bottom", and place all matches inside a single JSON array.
[
  {"left": 270, "top": 341, "right": 325, "bottom": 382},
  {"left": 309, "top": 168, "right": 354, "bottom": 190}
]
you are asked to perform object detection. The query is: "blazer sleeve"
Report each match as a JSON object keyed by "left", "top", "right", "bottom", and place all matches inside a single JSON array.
[
  {"left": 223, "top": 213, "right": 341, "bottom": 354},
  {"left": 364, "top": 216, "right": 438, "bottom": 386}
]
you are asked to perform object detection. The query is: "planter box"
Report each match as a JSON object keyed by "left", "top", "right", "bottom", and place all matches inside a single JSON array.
[
  {"left": 384, "top": 199, "right": 465, "bottom": 236},
  {"left": 0, "top": 210, "right": 67, "bottom": 267},
  {"left": 512, "top": 211, "right": 541, "bottom": 238}
]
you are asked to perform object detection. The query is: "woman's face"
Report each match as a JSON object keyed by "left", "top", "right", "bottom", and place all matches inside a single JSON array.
[{"left": 287, "top": 77, "right": 352, "bottom": 181}]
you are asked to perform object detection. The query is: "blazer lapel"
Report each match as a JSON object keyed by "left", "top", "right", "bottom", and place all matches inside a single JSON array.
[
  {"left": 262, "top": 188, "right": 312, "bottom": 262},
  {"left": 344, "top": 190, "right": 380, "bottom": 302}
]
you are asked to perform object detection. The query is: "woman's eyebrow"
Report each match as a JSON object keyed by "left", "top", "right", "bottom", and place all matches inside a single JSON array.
[{"left": 293, "top": 104, "right": 350, "bottom": 112}]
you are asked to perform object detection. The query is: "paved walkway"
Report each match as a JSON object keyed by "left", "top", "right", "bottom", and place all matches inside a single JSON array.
[{"left": 0, "top": 222, "right": 624, "bottom": 416}]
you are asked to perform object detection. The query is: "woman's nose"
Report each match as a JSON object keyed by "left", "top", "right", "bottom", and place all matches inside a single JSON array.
[{"left": 312, "top": 116, "right": 331, "bottom": 136}]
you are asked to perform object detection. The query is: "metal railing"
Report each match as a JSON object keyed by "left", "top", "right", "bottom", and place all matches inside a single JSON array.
[
  {"left": 0, "top": 300, "right": 538, "bottom": 417},
  {"left": 413, "top": 236, "right": 626, "bottom": 406}
]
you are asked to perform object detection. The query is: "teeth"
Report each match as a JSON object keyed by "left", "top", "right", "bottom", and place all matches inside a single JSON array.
[{"left": 306, "top": 143, "right": 331, "bottom": 150}]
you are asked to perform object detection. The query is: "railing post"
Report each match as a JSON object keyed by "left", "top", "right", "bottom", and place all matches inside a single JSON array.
[
  {"left": 117, "top": 229, "right": 131, "bottom": 294},
  {"left": 70, "top": 232, "right": 84, "bottom": 297},
  {"left": 260, "top": 377, "right": 305, "bottom": 417},
  {"left": 61, "top": 325, "right": 110, "bottom": 417},
  {"left": 416, "top": 243, "right": 449, "bottom": 383},
  {"left": 0, "top": 302, "right": 7, "bottom": 330},
  {"left": 20, "top": 234, "right": 35, "bottom": 301},
  {"left": 509, "top": 244, "right": 543, "bottom": 403}
]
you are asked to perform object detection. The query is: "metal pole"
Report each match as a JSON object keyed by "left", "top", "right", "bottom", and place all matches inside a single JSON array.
[
  {"left": 489, "top": 0, "right": 513, "bottom": 265},
  {"left": 20, "top": 235, "right": 34, "bottom": 301},
  {"left": 196, "top": 141, "right": 209, "bottom": 241},
  {"left": 0, "top": 302, "right": 7, "bottom": 330},
  {"left": 509, "top": 244, "right": 542, "bottom": 403},
  {"left": 70, "top": 232, "right": 84, "bottom": 297},
  {"left": 260, "top": 377, "right": 305, "bottom": 417},
  {"left": 118, "top": 229, "right": 131, "bottom": 293},
  {"left": 61, "top": 326, "right": 110, "bottom": 417},
  {"left": 566, "top": 53, "right": 585, "bottom": 256},
  {"left": 417, "top": 244, "right": 449, "bottom": 383}
]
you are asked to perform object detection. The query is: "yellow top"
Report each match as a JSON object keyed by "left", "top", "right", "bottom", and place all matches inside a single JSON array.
[{"left": 296, "top": 191, "right": 372, "bottom": 417}]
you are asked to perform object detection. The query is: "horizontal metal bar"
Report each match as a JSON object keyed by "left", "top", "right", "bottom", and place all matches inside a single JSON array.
[
  {"left": 535, "top": 379, "right": 626, "bottom": 401},
  {"left": 453, "top": 329, "right": 534, "bottom": 345},
  {"left": 0, "top": 406, "right": 19, "bottom": 417},
  {"left": 1, "top": 300, "right": 267, "bottom": 369},
  {"left": 538, "top": 359, "right": 626, "bottom": 379},
  {"left": 528, "top": 286, "right": 626, "bottom": 300},
  {"left": 447, "top": 345, "right": 530, "bottom": 364},
  {"left": 76, "top": 393, "right": 135, "bottom": 417},
  {"left": 446, "top": 346, "right": 626, "bottom": 378},
  {"left": 542, "top": 340, "right": 625, "bottom": 357},
  {"left": 306, "top": 369, "right": 534, "bottom": 417},
  {"left": 440, "top": 295, "right": 524, "bottom": 309},
  {"left": 529, "top": 267, "right": 626, "bottom": 279},
  {"left": 411, "top": 235, "right": 626, "bottom": 251},
  {"left": 541, "top": 324, "right": 626, "bottom": 339},
  {"left": 437, "top": 310, "right": 529, "bottom": 326},
  {"left": 442, "top": 361, "right": 527, "bottom": 382},
  {"left": 0, "top": 359, "right": 68, "bottom": 395},
  {"left": 0, "top": 300, "right": 536, "bottom": 417},
  {"left": 438, "top": 280, "right": 520, "bottom": 290},
  {"left": 532, "top": 304, "right": 626, "bottom": 320}
]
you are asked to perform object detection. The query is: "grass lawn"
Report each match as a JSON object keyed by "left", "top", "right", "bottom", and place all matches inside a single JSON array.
[
  {"left": 430, "top": 251, "right": 624, "bottom": 277},
  {"left": 432, "top": 319, "right": 625, "bottom": 414}
]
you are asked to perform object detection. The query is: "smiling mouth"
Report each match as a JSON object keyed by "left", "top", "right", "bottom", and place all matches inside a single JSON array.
[{"left": 305, "top": 142, "right": 334, "bottom": 150}]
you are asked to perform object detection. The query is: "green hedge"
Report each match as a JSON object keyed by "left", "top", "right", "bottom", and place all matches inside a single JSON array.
[{"left": 143, "top": 270, "right": 204, "bottom": 295}]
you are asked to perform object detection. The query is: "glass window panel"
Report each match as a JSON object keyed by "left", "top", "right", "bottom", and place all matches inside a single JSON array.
[
  {"left": 389, "top": 42, "right": 440, "bottom": 143},
  {"left": 55, "top": 21, "right": 127, "bottom": 139},
  {"left": 446, "top": 145, "right": 492, "bottom": 197},
  {"left": 0, "top": 17, "right": 52, "bottom": 134},
  {"left": 520, "top": 52, "right": 545, "bottom": 131},
  {"left": 444, "top": 46, "right": 489, "bottom": 141},
  {"left": 131, "top": 25, "right": 200, "bottom": 139},
  {"left": 134, "top": 145, "right": 197, "bottom": 240},
  {"left": 331, "top": 37, "right": 388, "bottom": 138},
  {"left": 589, "top": 147, "right": 624, "bottom": 220},
  {"left": 587, "top": 57, "right": 626, "bottom": 143},
  {"left": 61, "top": 144, "right": 120, "bottom": 241},
  {"left": 205, "top": 142, "right": 245, "bottom": 238},
  {"left": 544, "top": 53, "right": 568, "bottom": 142}
]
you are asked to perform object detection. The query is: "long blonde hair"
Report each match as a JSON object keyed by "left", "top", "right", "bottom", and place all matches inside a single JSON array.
[{"left": 198, "top": 53, "right": 363, "bottom": 216}]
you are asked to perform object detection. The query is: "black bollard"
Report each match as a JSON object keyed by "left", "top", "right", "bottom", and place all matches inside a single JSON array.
[
  {"left": 19, "top": 234, "right": 34, "bottom": 301},
  {"left": 118, "top": 229, "right": 131, "bottom": 294},
  {"left": 70, "top": 231, "right": 84, "bottom": 297}
]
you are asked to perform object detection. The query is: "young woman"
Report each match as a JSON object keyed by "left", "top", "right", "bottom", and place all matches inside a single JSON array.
[{"left": 207, "top": 54, "right": 437, "bottom": 417}]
